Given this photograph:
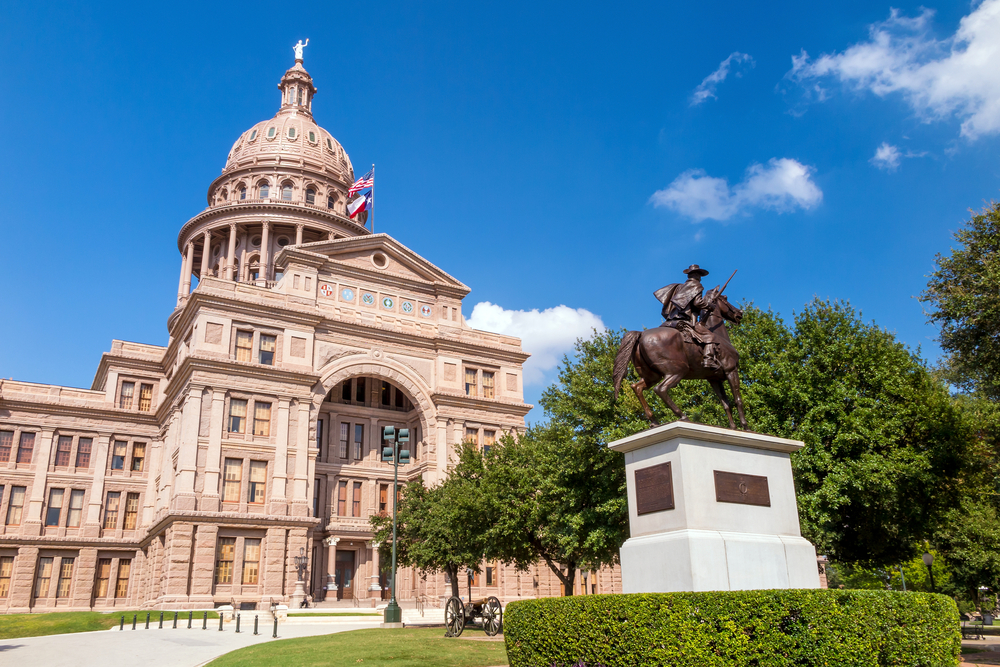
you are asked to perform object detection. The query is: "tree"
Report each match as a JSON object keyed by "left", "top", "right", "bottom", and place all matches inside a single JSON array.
[
  {"left": 370, "top": 442, "right": 486, "bottom": 598},
  {"left": 922, "top": 201, "right": 1000, "bottom": 400}
]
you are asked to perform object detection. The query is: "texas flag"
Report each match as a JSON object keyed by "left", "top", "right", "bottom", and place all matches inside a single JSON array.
[{"left": 348, "top": 191, "right": 372, "bottom": 219}]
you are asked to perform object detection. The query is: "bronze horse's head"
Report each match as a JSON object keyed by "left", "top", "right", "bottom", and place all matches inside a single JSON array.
[{"left": 703, "top": 287, "right": 743, "bottom": 325}]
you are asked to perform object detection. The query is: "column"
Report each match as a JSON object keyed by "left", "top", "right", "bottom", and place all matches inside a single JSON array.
[
  {"left": 176, "top": 251, "right": 188, "bottom": 304},
  {"left": 260, "top": 221, "right": 270, "bottom": 281},
  {"left": 292, "top": 400, "right": 310, "bottom": 515},
  {"left": 141, "top": 439, "right": 161, "bottom": 527},
  {"left": 269, "top": 398, "right": 290, "bottom": 514},
  {"left": 368, "top": 542, "right": 382, "bottom": 597},
  {"left": 200, "top": 230, "right": 212, "bottom": 279},
  {"left": 84, "top": 434, "right": 111, "bottom": 537},
  {"left": 181, "top": 241, "right": 194, "bottom": 296},
  {"left": 295, "top": 224, "right": 304, "bottom": 245},
  {"left": 23, "top": 428, "right": 54, "bottom": 535},
  {"left": 174, "top": 387, "right": 203, "bottom": 511},
  {"left": 188, "top": 524, "right": 219, "bottom": 605},
  {"left": 325, "top": 537, "right": 339, "bottom": 599},
  {"left": 225, "top": 223, "right": 238, "bottom": 281},
  {"left": 202, "top": 389, "right": 225, "bottom": 512}
]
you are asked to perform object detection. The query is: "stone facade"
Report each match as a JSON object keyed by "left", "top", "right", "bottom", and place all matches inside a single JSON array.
[{"left": 0, "top": 56, "right": 621, "bottom": 612}]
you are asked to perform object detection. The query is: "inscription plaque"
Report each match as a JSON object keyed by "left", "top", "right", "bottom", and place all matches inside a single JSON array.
[
  {"left": 635, "top": 462, "right": 674, "bottom": 515},
  {"left": 714, "top": 470, "right": 770, "bottom": 507}
]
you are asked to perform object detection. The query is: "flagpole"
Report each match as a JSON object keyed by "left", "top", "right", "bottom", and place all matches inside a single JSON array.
[{"left": 370, "top": 163, "right": 375, "bottom": 234}]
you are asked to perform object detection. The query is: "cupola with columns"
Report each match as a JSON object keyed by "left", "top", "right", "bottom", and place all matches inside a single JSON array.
[{"left": 174, "top": 54, "right": 367, "bottom": 306}]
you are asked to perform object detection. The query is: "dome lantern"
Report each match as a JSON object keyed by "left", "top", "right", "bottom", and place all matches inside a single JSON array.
[{"left": 278, "top": 60, "right": 317, "bottom": 117}]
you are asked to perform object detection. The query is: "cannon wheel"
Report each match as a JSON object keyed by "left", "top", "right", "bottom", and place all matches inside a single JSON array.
[
  {"left": 482, "top": 596, "right": 502, "bottom": 636},
  {"left": 444, "top": 596, "right": 465, "bottom": 637}
]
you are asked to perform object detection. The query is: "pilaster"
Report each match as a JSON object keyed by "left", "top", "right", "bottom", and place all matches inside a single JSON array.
[
  {"left": 269, "top": 398, "right": 290, "bottom": 514},
  {"left": 202, "top": 389, "right": 226, "bottom": 512},
  {"left": 83, "top": 434, "right": 111, "bottom": 537},
  {"left": 174, "top": 387, "right": 203, "bottom": 511},
  {"left": 24, "top": 428, "right": 54, "bottom": 535}
]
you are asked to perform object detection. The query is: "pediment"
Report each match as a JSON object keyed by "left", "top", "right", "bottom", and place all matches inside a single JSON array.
[{"left": 276, "top": 234, "right": 469, "bottom": 295}]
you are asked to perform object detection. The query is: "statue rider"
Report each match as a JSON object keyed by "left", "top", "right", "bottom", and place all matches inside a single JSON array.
[{"left": 657, "top": 264, "right": 721, "bottom": 370}]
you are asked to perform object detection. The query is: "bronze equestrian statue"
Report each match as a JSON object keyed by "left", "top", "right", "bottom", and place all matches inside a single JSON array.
[{"left": 613, "top": 264, "right": 748, "bottom": 430}]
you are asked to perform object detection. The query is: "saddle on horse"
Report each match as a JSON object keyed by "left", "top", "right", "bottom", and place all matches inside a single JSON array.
[{"left": 654, "top": 281, "right": 720, "bottom": 370}]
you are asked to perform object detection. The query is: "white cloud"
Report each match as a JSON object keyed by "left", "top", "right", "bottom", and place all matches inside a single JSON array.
[
  {"left": 871, "top": 142, "right": 902, "bottom": 171},
  {"left": 466, "top": 302, "right": 605, "bottom": 385},
  {"left": 650, "top": 158, "right": 823, "bottom": 222},
  {"left": 788, "top": 1, "right": 1000, "bottom": 139},
  {"left": 691, "top": 52, "right": 755, "bottom": 105}
]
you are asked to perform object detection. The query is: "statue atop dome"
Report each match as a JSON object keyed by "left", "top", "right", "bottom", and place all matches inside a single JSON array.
[{"left": 293, "top": 39, "right": 309, "bottom": 62}]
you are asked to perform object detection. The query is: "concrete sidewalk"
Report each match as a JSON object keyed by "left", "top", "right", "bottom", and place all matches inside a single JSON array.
[{"left": 0, "top": 619, "right": 382, "bottom": 667}]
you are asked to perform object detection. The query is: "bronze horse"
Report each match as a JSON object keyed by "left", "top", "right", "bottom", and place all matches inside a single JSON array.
[{"left": 613, "top": 287, "right": 748, "bottom": 430}]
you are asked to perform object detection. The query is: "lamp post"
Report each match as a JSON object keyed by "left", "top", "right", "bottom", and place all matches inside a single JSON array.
[
  {"left": 922, "top": 552, "right": 936, "bottom": 593},
  {"left": 291, "top": 547, "right": 309, "bottom": 608},
  {"left": 381, "top": 426, "right": 410, "bottom": 627},
  {"left": 466, "top": 568, "right": 474, "bottom": 601}
]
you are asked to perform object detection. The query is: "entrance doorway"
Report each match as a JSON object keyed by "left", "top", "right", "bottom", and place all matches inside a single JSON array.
[{"left": 335, "top": 551, "right": 356, "bottom": 600}]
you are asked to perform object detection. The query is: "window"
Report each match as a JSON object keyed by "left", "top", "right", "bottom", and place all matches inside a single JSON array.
[
  {"left": 94, "top": 559, "right": 111, "bottom": 597},
  {"left": 45, "top": 488, "right": 64, "bottom": 526},
  {"left": 341, "top": 381, "right": 351, "bottom": 402},
  {"left": 248, "top": 461, "right": 266, "bottom": 504},
  {"left": 75, "top": 438, "right": 92, "bottom": 468},
  {"left": 486, "top": 564, "right": 497, "bottom": 586},
  {"left": 259, "top": 334, "right": 276, "bottom": 365},
  {"left": 0, "top": 556, "right": 13, "bottom": 597},
  {"left": 306, "top": 188, "right": 315, "bottom": 205},
  {"left": 249, "top": 129, "right": 258, "bottom": 141},
  {"left": 35, "top": 557, "right": 53, "bottom": 598},
  {"left": 57, "top": 558, "right": 74, "bottom": 597},
  {"left": 354, "top": 424, "right": 364, "bottom": 460},
  {"left": 54, "top": 436, "right": 72, "bottom": 466},
  {"left": 259, "top": 182, "right": 270, "bottom": 198},
  {"left": 266, "top": 127, "right": 276, "bottom": 138},
  {"left": 240, "top": 186, "right": 247, "bottom": 200},
  {"left": 328, "top": 195, "right": 335, "bottom": 209},
  {"left": 466, "top": 428, "right": 478, "bottom": 445},
  {"left": 484, "top": 430, "right": 496, "bottom": 454},
  {"left": 483, "top": 372, "right": 495, "bottom": 399},
  {"left": 119, "top": 381, "right": 135, "bottom": 409},
  {"left": 465, "top": 369, "right": 478, "bottom": 397},
  {"left": 215, "top": 537, "right": 235, "bottom": 584},
  {"left": 138, "top": 384, "right": 153, "bottom": 412},
  {"left": 131, "top": 443, "right": 145, "bottom": 471},
  {"left": 308, "top": 131, "right": 316, "bottom": 142},
  {"left": 352, "top": 481, "right": 362, "bottom": 517},
  {"left": 16, "top": 432, "right": 34, "bottom": 463},
  {"left": 394, "top": 386, "right": 405, "bottom": 408},
  {"left": 313, "top": 478, "right": 321, "bottom": 517},
  {"left": 111, "top": 441, "right": 127, "bottom": 470},
  {"left": 356, "top": 377, "right": 367, "bottom": 403},
  {"left": 235, "top": 330, "right": 253, "bottom": 362},
  {"left": 115, "top": 560, "right": 131, "bottom": 598},
  {"left": 338, "top": 481, "right": 347, "bottom": 516},
  {"left": 103, "top": 491, "right": 120, "bottom": 529},
  {"left": 242, "top": 539, "right": 261, "bottom": 584},
  {"left": 6, "top": 487, "right": 25, "bottom": 525},
  {"left": 379, "top": 484, "right": 388, "bottom": 514},
  {"left": 327, "top": 138, "right": 333, "bottom": 150},
  {"left": 316, "top": 419, "right": 323, "bottom": 450},
  {"left": 0, "top": 431, "right": 10, "bottom": 462},
  {"left": 67, "top": 489, "right": 84, "bottom": 528},
  {"left": 229, "top": 399, "right": 247, "bottom": 434},
  {"left": 381, "top": 380, "right": 391, "bottom": 406},
  {"left": 281, "top": 184, "right": 293, "bottom": 201},
  {"left": 253, "top": 402, "right": 272, "bottom": 436},
  {"left": 297, "top": 89, "right": 304, "bottom": 105},
  {"left": 339, "top": 422, "right": 349, "bottom": 459},
  {"left": 223, "top": 458, "right": 242, "bottom": 502},
  {"left": 123, "top": 492, "right": 139, "bottom": 530}
]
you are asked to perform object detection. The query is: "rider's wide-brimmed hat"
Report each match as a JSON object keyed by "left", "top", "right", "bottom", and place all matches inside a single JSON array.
[{"left": 682, "top": 264, "right": 709, "bottom": 277}]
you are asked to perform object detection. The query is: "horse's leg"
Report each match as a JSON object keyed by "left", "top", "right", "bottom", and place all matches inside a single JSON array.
[
  {"left": 630, "top": 378, "right": 658, "bottom": 426},
  {"left": 726, "top": 370, "right": 748, "bottom": 430},
  {"left": 652, "top": 374, "right": 686, "bottom": 421},
  {"left": 709, "top": 378, "right": 736, "bottom": 429}
]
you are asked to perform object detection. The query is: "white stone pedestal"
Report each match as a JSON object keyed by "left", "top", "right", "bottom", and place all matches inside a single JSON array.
[{"left": 609, "top": 422, "right": 820, "bottom": 593}]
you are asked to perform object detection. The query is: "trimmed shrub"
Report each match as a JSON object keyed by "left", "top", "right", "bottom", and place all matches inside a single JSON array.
[{"left": 503, "top": 590, "right": 960, "bottom": 667}]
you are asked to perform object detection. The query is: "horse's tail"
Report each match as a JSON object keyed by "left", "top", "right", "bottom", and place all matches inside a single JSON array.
[{"left": 613, "top": 331, "right": 642, "bottom": 399}]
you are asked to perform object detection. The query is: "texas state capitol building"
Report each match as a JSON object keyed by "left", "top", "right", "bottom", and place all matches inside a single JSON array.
[{"left": 0, "top": 53, "right": 622, "bottom": 613}]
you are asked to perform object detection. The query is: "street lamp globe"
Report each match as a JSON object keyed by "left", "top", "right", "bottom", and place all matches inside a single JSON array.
[{"left": 922, "top": 552, "right": 934, "bottom": 567}]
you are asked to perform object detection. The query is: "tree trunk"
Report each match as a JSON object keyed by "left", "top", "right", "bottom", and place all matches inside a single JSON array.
[
  {"left": 541, "top": 555, "right": 576, "bottom": 596},
  {"left": 447, "top": 564, "right": 460, "bottom": 599}
]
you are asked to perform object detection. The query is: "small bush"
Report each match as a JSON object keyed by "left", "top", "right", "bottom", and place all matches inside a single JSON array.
[{"left": 504, "top": 589, "right": 960, "bottom": 667}]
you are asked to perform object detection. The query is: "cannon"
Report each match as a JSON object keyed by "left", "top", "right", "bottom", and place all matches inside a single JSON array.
[{"left": 443, "top": 595, "right": 502, "bottom": 637}]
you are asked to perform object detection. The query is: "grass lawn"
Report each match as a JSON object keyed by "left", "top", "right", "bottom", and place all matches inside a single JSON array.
[
  {"left": 207, "top": 627, "right": 509, "bottom": 667},
  {"left": 0, "top": 610, "right": 219, "bottom": 640}
]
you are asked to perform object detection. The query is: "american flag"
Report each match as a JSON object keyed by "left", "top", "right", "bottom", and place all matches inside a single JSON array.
[{"left": 348, "top": 169, "right": 374, "bottom": 197}]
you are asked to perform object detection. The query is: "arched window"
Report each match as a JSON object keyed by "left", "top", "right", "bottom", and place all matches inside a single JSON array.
[
  {"left": 328, "top": 195, "right": 335, "bottom": 209},
  {"left": 239, "top": 186, "right": 247, "bottom": 200},
  {"left": 288, "top": 86, "right": 296, "bottom": 104},
  {"left": 258, "top": 182, "right": 270, "bottom": 199},
  {"left": 248, "top": 129, "right": 258, "bottom": 141},
  {"left": 267, "top": 127, "right": 276, "bottom": 138},
  {"left": 298, "top": 89, "right": 304, "bottom": 105},
  {"left": 287, "top": 127, "right": 296, "bottom": 139},
  {"left": 306, "top": 188, "right": 315, "bottom": 205},
  {"left": 282, "top": 184, "right": 293, "bottom": 201}
]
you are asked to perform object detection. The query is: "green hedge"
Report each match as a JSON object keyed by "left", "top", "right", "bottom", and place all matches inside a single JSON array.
[{"left": 503, "top": 590, "right": 960, "bottom": 667}]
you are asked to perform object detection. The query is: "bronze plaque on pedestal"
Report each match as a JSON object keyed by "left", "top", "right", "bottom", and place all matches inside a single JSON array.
[
  {"left": 714, "top": 470, "right": 770, "bottom": 507},
  {"left": 635, "top": 462, "right": 674, "bottom": 515}
]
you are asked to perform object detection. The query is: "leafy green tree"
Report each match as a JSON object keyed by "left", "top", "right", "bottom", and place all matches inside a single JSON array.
[
  {"left": 922, "top": 201, "right": 1000, "bottom": 400},
  {"left": 370, "top": 443, "right": 486, "bottom": 598},
  {"left": 934, "top": 498, "right": 1000, "bottom": 607}
]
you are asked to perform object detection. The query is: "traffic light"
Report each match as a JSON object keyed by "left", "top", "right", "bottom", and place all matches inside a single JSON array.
[
  {"left": 381, "top": 426, "right": 410, "bottom": 465},
  {"left": 398, "top": 429, "right": 410, "bottom": 465},
  {"left": 382, "top": 426, "right": 395, "bottom": 462}
]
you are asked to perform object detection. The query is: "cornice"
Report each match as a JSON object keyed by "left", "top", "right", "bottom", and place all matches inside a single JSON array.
[
  {"left": 0, "top": 534, "right": 142, "bottom": 549},
  {"left": 0, "top": 395, "right": 162, "bottom": 427},
  {"left": 91, "top": 352, "right": 166, "bottom": 392},
  {"left": 139, "top": 510, "right": 321, "bottom": 548},
  {"left": 159, "top": 354, "right": 320, "bottom": 409},
  {"left": 431, "top": 390, "right": 533, "bottom": 416}
]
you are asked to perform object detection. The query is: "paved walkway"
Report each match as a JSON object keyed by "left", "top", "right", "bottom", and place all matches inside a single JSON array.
[{"left": 0, "top": 619, "right": 382, "bottom": 667}]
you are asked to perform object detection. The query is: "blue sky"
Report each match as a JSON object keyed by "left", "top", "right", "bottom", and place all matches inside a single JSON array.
[{"left": 2, "top": 1, "right": 999, "bottom": 421}]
